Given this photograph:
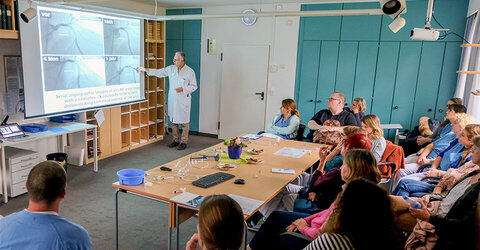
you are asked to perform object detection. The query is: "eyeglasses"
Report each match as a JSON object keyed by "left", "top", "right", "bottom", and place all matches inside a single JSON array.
[{"left": 327, "top": 98, "right": 340, "bottom": 102}]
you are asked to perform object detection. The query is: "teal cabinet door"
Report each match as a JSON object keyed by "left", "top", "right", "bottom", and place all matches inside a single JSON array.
[
  {"left": 316, "top": 41, "right": 339, "bottom": 112},
  {"left": 183, "top": 39, "right": 201, "bottom": 132},
  {"left": 353, "top": 42, "right": 378, "bottom": 114},
  {"left": 435, "top": 42, "right": 462, "bottom": 120},
  {"left": 371, "top": 42, "right": 400, "bottom": 125},
  {"left": 341, "top": 2, "right": 382, "bottom": 41},
  {"left": 166, "top": 9, "right": 183, "bottom": 40},
  {"left": 183, "top": 9, "right": 202, "bottom": 40},
  {"left": 335, "top": 41, "right": 358, "bottom": 104},
  {"left": 390, "top": 42, "right": 422, "bottom": 133},
  {"left": 410, "top": 42, "right": 446, "bottom": 128},
  {"left": 296, "top": 41, "right": 321, "bottom": 122},
  {"left": 302, "top": 4, "right": 342, "bottom": 41}
]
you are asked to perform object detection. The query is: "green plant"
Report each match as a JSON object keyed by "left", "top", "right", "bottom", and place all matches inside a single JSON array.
[{"left": 224, "top": 137, "right": 247, "bottom": 148}]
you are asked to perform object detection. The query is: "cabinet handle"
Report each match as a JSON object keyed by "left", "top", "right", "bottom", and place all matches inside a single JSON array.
[
  {"left": 394, "top": 106, "right": 399, "bottom": 110},
  {"left": 309, "top": 99, "right": 314, "bottom": 102},
  {"left": 428, "top": 109, "right": 433, "bottom": 112},
  {"left": 316, "top": 100, "right": 322, "bottom": 103},
  {"left": 20, "top": 157, "right": 36, "bottom": 162},
  {"left": 20, "top": 164, "right": 31, "bottom": 168},
  {"left": 439, "top": 109, "right": 444, "bottom": 113}
]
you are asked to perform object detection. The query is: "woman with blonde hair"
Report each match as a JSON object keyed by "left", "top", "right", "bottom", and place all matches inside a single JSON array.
[
  {"left": 186, "top": 195, "right": 244, "bottom": 250},
  {"left": 264, "top": 98, "right": 301, "bottom": 139},
  {"left": 344, "top": 97, "right": 367, "bottom": 126},
  {"left": 361, "top": 114, "right": 386, "bottom": 163}
]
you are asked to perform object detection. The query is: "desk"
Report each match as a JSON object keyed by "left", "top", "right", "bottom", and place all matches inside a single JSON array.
[
  {"left": 112, "top": 137, "right": 321, "bottom": 250},
  {"left": 1, "top": 122, "right": 98, "bottom": 203},
  {"left": 381, "top": 124, "right": 403, "bottom": 145}
]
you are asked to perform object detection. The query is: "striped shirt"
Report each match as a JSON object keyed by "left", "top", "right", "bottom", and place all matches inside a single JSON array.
[{"left": 304, "top": 233, "right": 354, "bottom": 250}]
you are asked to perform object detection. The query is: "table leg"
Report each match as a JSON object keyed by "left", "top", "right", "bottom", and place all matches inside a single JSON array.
[
  {"left": 115, "top": 189, "right": 120, "bottom": 250},
  {"left": 1, "top": 144, "right": 7, "bottom": 203},
  {"left": 394, "top": 129, "right": 399, "bottom": 145},
  {"left": 93, "top": 126, "right": 98, "bottom": 172},
  {"left": 175, "top": 204, "right": 180, "bottom": 250},
  {"left": 168, "top": 202, "right": 175, "bottom": 250}
]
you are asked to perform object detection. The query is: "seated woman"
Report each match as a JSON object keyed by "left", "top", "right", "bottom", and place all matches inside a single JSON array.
[
  {"left": 293, "top": 132, "right": 372, "bottom": 213},
  {"left": 404, "top": 104, "right": 467, "bottom": 165},
  {"left": 391, "top": 136, "right": 480, "bottom": 239},
  {"left": 186, "top": 195, "right": 244, "bottom": 250},
  {"left": 361, "top": 114, "right": 386, "bottom": 162},
  {"left": 263, "top": 98, "right": 301, "bottom": 139},
  {"left": 344, "top": 97, "right": 367, "bottom": 127},
  {"left": 394, "top": 113, "right": 476, "bottom": 187},
  {"left": 304, "top": 179, "right": 399, "bottom": 250},
  {"left": 393, "top": 124, "right": 480, "bottom": 198},
  {"left": 247, "top": 149, "right": 381, "bottom": 250}
]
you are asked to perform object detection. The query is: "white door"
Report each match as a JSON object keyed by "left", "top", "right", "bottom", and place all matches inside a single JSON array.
[{"left": 219, "top": 44, "right": 269, "bottom": 139}]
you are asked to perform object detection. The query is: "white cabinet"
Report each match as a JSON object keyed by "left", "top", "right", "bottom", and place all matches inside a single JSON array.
[{"left": 0, "top": 147, "right": 39, "bottom": 197}]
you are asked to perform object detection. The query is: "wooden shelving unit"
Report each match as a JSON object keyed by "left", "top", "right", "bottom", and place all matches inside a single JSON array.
[
  {"left": 0, "top": 0, "right": 18, "bottom": 39},
  {"left": 80, "top": 20, "right": 166, "bottom": 164}
]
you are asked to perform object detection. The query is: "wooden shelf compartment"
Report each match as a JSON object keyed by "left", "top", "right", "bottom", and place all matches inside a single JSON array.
[
  {"left": 140, "top": 101, "right": 149, "bottom": 110},
  {"left": 131, "top": 103, "right": 140, "bottom": 112},
  {"left": 121, "top": 113, "right": 130, "bottom": 130},
  {"left": 121, "top": 131, "right": 130, "bottom": 148},
  {"left": 131, "top": 111, "right": 140, "bottom": 127},
  {"left": 149, "top": 124, "right": 157, "bottom": 140},
  {"left": 157, "top": 123, "right": 165, "bottom": 136},
  {"left": 149, "top": 109, "right": 156, "bottom": 123},
  {"left": 140, "top": 127, "right": 148, "bottom": 143},
  {"left": 0, "top": 30, "right": 18, "bottom": 39},
  {"left": 131, "top": 128, "right": 140, "bottom": 146},
  {"left": 121, "top": 105, "right": 130, "bottom": 114},
  {"left": 149, "top": 92, "right": 157, "bottom": 107},
  {"left": 140, "top": 110, "right": 148, "bottom": 127}
]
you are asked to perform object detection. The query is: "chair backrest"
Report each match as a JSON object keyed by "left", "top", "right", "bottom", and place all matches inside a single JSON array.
[
  {"left": 295, "top": 124, "right": 306, "bottom": 141},
  {"left": 379, "top": 140, "right": 405, "bottom": 178}
]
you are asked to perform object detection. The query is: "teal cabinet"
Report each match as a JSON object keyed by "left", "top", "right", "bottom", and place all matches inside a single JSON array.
[
  {"left": 166, "top": 8, "right": 202, "bottom": 132},
  {"left": 295, "top": 0, "right": 468, "bottom": 140}
]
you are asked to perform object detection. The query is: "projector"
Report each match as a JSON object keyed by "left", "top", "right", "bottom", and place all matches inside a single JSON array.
[{"left": 410, "top": 28, "right": 440, "bottom": 41}]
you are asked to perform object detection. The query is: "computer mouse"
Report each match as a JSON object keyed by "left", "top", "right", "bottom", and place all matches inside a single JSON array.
[{"left": 234, "top": 179, "right": 245, "bottom": 184}]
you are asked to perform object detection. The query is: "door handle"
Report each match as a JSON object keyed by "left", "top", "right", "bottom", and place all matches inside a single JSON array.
[
  {"left": 309, "top": 99, "right": 314, "bottom": 102},
  {"left": 255, "top": 92, "right": 265, "bottom": 101},
  {"left": 428, "top": 109, "right": 433, "bottom": 112},
  {"left": 317, "top": 100, "right": 322, "bottom": 103},
  {"left": 394, "top": 106, "right": 399, "bottom": 110},
  {"left": 439, "top": 109, "right": 444, "bottom": 113}
]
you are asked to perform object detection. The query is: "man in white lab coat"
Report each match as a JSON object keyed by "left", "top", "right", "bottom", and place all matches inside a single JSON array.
[{"left": 138, "top": 52, "right": 198, "bottom": 150}]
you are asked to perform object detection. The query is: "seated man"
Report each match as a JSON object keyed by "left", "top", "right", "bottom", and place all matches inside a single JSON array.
[
  {"left": 306, "top": 92, "right": 357, "bottom": 141},
  {"left": 0, "top": 161, "right": 93, "bottom": 249}
]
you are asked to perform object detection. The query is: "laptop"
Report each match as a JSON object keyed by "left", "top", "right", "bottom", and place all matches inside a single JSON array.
[{"left": 0, "top": 123, "right": 28, "bottom": 140}]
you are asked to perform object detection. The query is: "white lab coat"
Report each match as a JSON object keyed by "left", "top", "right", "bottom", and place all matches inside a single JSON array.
[{"left": 148, "top": 65, "right": 197, "bottom": 124}]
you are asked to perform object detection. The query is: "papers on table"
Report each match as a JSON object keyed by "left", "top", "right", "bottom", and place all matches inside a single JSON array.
[
  {"left": 261, "top": 133, "right": 281, "bottom": 139},
  {"left": 271, "top": 168, "right": 295, "bottom": 174},
  {"left": 274, "top": 147, "right": 308, "bottom": 158},
  {"left": 228, "top": 194, "right": 264, "bottom": 215},
  {"left": 170, "top": 192, "right": 264, "bottom": 215},
  {"left": 171, "top": 192, "right": 204, "bottom": 208},
  {"left": 239, "top": 134, "right": 262, "bottom": 140}
]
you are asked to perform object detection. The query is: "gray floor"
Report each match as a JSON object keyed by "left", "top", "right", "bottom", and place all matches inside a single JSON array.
[{"left": 0, "top": 134, "right": 254, "bottom": 249}]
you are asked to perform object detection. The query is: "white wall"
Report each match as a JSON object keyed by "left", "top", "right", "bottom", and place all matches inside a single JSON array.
[
  {"left": 469, "top": 0, "right": 480, "bottom": 16},
  {"left": 198, "top": 3, "right": 300, "bottom": 135}
]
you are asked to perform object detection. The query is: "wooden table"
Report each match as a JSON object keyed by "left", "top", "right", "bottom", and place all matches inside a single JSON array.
[{"left": 112, "top": 137, "right": 321, "bottom": 250}]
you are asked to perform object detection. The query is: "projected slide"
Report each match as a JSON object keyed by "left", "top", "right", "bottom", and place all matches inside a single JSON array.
[
  {"left": 31, "top": 6, "right": 144, "bottom": 116},
  {"left": 105, "top": 56, "right": 140, "bottom": 85},
  {"left": 104, "top": 19, "right": 140, "bottom": 55}
]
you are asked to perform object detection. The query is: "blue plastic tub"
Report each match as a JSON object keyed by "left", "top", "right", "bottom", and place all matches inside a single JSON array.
[{"left": 117, "top": 169, "right": 145, "bottom": 186}]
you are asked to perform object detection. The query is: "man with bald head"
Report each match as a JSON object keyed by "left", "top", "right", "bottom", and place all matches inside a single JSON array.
[{"left": 306, "top": 92, "right": 357, "bottom": 141}]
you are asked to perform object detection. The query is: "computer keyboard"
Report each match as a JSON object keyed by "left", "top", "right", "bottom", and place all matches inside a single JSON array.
[{"left": 192, "top": 172, "right": 235, "bottom": 188}]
